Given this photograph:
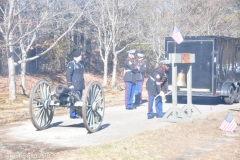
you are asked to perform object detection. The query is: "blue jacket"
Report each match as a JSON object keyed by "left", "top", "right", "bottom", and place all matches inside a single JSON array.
[{"left": 66, "top": 60, "right": 85, "bottom": 90}]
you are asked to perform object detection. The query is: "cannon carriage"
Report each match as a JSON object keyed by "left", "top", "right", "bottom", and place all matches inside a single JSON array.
[{"left": 29, "top": 80, "right": 105, "bottom": 133}]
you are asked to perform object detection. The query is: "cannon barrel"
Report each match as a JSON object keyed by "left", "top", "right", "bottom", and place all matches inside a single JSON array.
[
  {"left": 56, "top": 85, "right": 81, "bottom": 102},
  {"left": 56, "top": 85, "right": 72, "bottom": 95}
]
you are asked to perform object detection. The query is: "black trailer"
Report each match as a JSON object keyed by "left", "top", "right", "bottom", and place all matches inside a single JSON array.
[{"left": 165, "top": 36, "right": 240, "bottom": 104}]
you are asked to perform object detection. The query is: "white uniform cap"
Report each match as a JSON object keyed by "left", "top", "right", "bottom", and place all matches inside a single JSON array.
[
  {"left": 160, "top": 59, "right": 170, "bottom": 64},
  {"left": 127, "top": 49, "right": 136, "bottom": 54},
  {"left": 137, "top": 53, "right": 144, "bottom": 58}
]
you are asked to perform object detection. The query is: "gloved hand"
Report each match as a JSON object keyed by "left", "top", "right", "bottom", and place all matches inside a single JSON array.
[
  {"left": 160, "top": 91, "right": 165, "bottom": 97},
  {"left": 160, "top": 91, "right": 166, "bottom": 102}
]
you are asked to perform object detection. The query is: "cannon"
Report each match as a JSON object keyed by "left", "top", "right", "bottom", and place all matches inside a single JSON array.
[{"left": 29, "top": 80, "right": 105, "bottom": 133}]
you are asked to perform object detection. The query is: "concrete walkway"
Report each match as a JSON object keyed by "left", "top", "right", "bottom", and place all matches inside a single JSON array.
[{"left": 1, "top": 102, "right": 239, "bottom": 149}]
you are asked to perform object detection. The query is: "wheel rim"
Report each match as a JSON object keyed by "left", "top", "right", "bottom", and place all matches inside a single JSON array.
[
  {"left": 82, "top": 81, "right": 105, "bottom": 133},
  {"left": 29, "top": 80, "right": 54, "bottom": 130},
  {"left": 229, "top": 87, "right": 234, "bottom": 102},
  {"left": 236, "top": 87, "right": 240, "bottom": 101}
]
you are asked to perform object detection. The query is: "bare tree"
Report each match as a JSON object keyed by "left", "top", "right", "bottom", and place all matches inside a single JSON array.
[
  {"left": 87, "top": 0, "right": 137, "bottom": 87},
  {"left": 110, "top": 0, "right": 138, "bottom": 88},
  {"left": 0, "top": 0, "right": 93, "bottom": 100},
  {"left": 87, "top": 0, "right": 113, "bottom": 86}
]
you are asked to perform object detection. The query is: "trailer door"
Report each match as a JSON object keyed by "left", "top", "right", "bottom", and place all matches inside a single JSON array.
[{"left": 166, "top": 40, "right": 214, "bottom": 95}]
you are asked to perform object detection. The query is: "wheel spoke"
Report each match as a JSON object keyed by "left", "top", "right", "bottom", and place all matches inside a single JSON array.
[
  {"left": 33, "top": 103, "right": 43, "bottom": 109},
  {"left": 95, "top": 111, "right": 102, "bottom": 122},
  {"left": 43, "top": 84, "right": 48, "bottom": 100},
  {"left": 39, "top": 85, "right": 45, "bottom": 101},
  {"left": 46, "top": 109, "right": 50, "bottom": 120},
  {"left": 44, "top": 109, "right": 47, "bottom": 126},
  {"left": 95, "top": 97, "right": 103, "bottom": 103},
  {"left": 90, "top": 112, "right": 94, "bottom": 129},
  {"left": 92, "top": 85, "right": 98, "bottom": 100},
  {"left": 33, "top": 98, "right": 43, "bottom": 104},
  {"left": 46, "top": 86, "right": 51, "bottom": 99},
  {"left": 87, "top": 109, "right": 92, "bottom": 124},
  {"left": 93, "top": 88, "right": 101, "bottom": 102},
  {"left": 37, "top": 89, "right": 44, "bottom": 102},
  {"left": 34, "top": 107, "right": 43, "bottom": 117},
  {"left": 90, "top": 88, "right": 95, "bottom": 104},
  {"left": 37, "top": 108, "right": 44, "bottom": 126}
]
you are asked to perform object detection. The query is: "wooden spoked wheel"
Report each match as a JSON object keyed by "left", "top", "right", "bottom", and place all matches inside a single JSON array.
[
  {"left": 82, "top": 81, "right": 105, "bottom": 133},
  {"left": 29, "top": 80, "right": 55, "bottom": 130}
]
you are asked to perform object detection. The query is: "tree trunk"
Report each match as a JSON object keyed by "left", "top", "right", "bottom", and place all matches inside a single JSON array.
[
  {"left": 111, "top": 56, "right": 117, "bottom": 88},
  {"left": 8, "top": 28, "right": 17, "bottom": 100},
  {"left": 21, "top": 61, "right": 26, "bottom": 94},
  {"left": 8, "top": 56, "right": 16, "bottom": 100},
  {"left": 103, "top": 53, "right": 108, "bottom": 86}
]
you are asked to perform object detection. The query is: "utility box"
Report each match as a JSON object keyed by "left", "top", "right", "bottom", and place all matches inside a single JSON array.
[{"left": 165, "top": 36, "right": 240, "bottom": 104}]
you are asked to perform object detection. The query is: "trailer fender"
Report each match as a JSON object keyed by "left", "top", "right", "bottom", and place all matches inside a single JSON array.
[
  {"left": 234, "top": 82, "right": 240, "bottom": 87},
  {"left": 220, "top": 82, "right": 236, "bottom": 96},
  {"left": 233, "top": 82, "right": 240, "bottom": 103}
]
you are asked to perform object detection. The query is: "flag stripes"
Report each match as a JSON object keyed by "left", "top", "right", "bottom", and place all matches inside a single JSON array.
[
  {"left": 171, "top": 26, "right": 183, "bottom": 44},
  {"left": 219, "top": 119, "right": 237, "bottom": 132},
  {"left": 219, "top": 112, "right": 237, "bottom": 132}
]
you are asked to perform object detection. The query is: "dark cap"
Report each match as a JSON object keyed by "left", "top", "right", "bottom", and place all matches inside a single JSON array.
[{"left": 72, "top": 49, "right": 82, "bottom": 57}]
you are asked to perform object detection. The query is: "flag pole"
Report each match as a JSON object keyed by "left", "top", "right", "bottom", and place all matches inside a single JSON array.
[{"left": 174, "top": 22, "right": 177, "bottom": 53}]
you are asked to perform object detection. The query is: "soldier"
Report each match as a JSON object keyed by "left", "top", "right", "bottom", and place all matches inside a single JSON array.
[
  {"left": 124, "top": 49, "right": 137, "bottom": 110},
  {"left": 66, "top": 49, "right": 85, "bottom": 118},
  {"left": 146, "top": 60, "right": 170, "bottom": 119},
  {"left": 134, "top": 53, "right": 146, "bottom": 105}
]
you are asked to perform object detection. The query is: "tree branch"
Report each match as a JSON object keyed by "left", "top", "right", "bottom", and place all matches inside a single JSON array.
[{"left": 15, "top": 0, "right": 93, "bottom": 65}]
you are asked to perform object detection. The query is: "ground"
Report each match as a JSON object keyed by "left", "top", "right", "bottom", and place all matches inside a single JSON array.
[{"left": 0, "top": 73, "right": 240, "bottom": 160}]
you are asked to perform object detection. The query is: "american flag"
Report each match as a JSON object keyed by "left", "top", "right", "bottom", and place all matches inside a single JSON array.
[
  {"left": 219, "top": 112, "right": 237, "bottom": 132},
  {"left": 172, "top": 26, "right": 183, "bottom": 44}
]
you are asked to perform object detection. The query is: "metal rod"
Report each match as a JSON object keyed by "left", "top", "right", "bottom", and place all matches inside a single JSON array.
[
  {"left": 187, "top": 64, "right": 192, "bottom": 116},
  {"left": 172, "top": 53, "right": 177, "bottom": 118}
]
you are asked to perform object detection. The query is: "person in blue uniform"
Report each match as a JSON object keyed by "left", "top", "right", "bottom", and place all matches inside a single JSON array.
[
  {"left": 134, "top": 53, "right": 146, "bottom": 105},
  {"left": 66, "top": 49, "right": 85, "bottom": 118},
  {"left": 146, "top": 60, "right": 170, "bottom": 119},
  {"left": 124, "top": 49, "right": 137, "bottom": 110}
]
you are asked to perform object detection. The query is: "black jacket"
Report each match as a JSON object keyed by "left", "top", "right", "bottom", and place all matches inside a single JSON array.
[
  {"left": 135, "top": 60, "right": 146, "bottom": 81},
  {"left": 66, "top": 60, "right": 85, "bottom": 90},
  {"left": 123, "top": 58, "right": 137, "bottom": 83},
  {"left": 146, "top": 66, "right": 166, "bottom": 95}
]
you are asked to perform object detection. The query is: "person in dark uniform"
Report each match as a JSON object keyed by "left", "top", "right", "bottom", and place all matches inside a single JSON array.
[
  {"left": 124, "top": 49, "right": 137, "bottom": 110},
  {"left": 134, "top": 53, "right": 146, "bottom": 105},
  {"left": 66, "top": 49, "right": 85, "bottom": 118},
  {"left": 146, "top": 60, "right": 170, "bottom": 119}
]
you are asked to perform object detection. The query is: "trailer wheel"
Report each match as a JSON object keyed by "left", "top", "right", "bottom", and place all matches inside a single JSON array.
[
  {"left": 233, "top": 86, "right": 240, "bottom": 103},
  {"left": 224, "top": 86, "right": 234, "bottom": 104}
]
